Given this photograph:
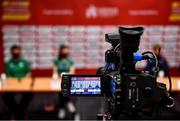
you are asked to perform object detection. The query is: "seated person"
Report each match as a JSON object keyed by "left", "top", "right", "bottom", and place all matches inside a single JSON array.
[
  {"left": 53, "top": 45, "right": 76, "bottom": 119},
  {"left": 53, "top": 45, "right": 75, "bottom": 75},
  {"left": 2, "top": 45, "right": 32, "bottom": 119},
  {"left": 95, "top": 84, "right": 100, "bottom": 90},
  {"left": 145, "top": 44, "right": 169, "bottom": 77},
  {"left": 88, "top": 84, "right": 93, "bottom": 89},
  {"left": 80, "top": 84, "right": 83, "bottom": 90},
  {"left": 71, "top": 84, "right": 76, "bottom": 90}
]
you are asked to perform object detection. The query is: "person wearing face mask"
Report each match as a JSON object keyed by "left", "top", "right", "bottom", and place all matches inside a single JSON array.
[
  {"left": 53, "top": 45, "right": 77, "bottom": 120},
  {"left": 53, "top": 45, "right": 75, "bottom": 75},
  {"left": 5, "top": 45, "right": 31, "bottom": 78},
  {"left": 2, "top": 45, "right": 32, "bottom": 119}
]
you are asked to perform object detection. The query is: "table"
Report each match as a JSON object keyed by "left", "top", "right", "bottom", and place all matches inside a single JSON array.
[
  {"left": 33, "top": 77, "right": 61, "bottom": 92},
  {"left": 0, "top": 77, "right": 180, "bottom": 92},
  {"left": 157, "top": 77, "right": 180, "bottom": 91},
  {"left": 0, "top": 77, "right": 61, "bottom": 92}
]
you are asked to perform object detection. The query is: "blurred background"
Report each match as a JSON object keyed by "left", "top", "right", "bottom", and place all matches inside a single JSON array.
[{"left": 0, "top": 0, "right": 180, "bottom": 120}]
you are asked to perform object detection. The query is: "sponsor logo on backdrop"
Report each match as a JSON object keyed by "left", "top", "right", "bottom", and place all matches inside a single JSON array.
[
  {"left": 85, "top": 4, "right": 119, "bottom": 19},
  {"left": 169, "top": 1, "right": 180, "bottom": 22},
  {"left": 128, "top": 9, "right": 158, "bottom": 16},
  {"left": 43, "top": 9, "right": 74, "bottom": 16},
  {"left": 2, "top": 0, "right": 31, "bottom": 21}
]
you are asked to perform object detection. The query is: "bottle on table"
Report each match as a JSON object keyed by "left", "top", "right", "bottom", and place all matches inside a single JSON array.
[
  {"left": 51, "top": 73, "right": 59, "bottom": 89},
  {"left": 1, "top": 73, "right": 7, "bottom": 86},
  {"left": 158, "top": 70, "right": 165, "bottom": 83}
]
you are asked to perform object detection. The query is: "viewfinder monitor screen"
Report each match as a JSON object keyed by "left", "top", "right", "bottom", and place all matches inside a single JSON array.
[{"left": 70, "top": 76, "right": 101, "bottom": 95}]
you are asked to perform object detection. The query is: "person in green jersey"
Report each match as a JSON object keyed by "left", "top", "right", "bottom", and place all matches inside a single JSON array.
[
  {"left": 53, "top": 45, "right": 76, "bottom": 119},
  {"left": 2, "top": 45, "right": 32, "bottom": 120},
  {"left": 5, "top": 47, "right": 31, "bottom": 78},
  {"left": 53, "top": 45, "right": 75, "bottom": 75}
]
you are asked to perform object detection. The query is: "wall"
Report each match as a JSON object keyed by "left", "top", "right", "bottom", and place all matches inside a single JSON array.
[{"left": 0, "top": 0, "right": 179, "bottom": 76}]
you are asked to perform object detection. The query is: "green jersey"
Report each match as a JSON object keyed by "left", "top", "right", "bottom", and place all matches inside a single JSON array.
[
  {"left": 54, "top": 58, "right": 74, "bottom": 74},
  {"left": 5, "top": 58, "right": 31, "bottom": 78}
]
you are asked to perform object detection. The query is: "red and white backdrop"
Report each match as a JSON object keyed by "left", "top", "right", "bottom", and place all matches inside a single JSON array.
[{"left": 0, "top": 0, "right": 180, "bottom": 76}]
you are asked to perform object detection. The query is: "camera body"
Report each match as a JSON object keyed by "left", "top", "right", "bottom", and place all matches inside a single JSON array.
[
  {"left": 61, "top": 26, "right": 173, "bottom": 120},
  {"left": 61, "top": 73, "right": 168, "bottom": 119}
]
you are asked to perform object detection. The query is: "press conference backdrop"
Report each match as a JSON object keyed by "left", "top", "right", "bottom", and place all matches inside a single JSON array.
[{"left": 0, "top": 0, "right": 180, "bottom": 75}]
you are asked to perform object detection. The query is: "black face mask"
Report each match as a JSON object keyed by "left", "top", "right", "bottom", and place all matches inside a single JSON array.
[
  {"left": 59, "top": 53, "right": 68, "bottom": 59},
  {"left": 12, "top": 53, "right": 20, "bottom": 59}
]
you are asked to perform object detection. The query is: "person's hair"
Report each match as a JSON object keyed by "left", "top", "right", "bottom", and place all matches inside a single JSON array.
[
  {"left": 10, "top": 45, "right": 21, "bottom": 52},
  {"left": 153, "top": 44, "right": 161, "bottom": 50},
  {"left": 59, "top": 45, "right": 68, "bottom": 52}
]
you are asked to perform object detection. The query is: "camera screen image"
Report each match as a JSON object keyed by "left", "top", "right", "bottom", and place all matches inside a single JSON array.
[{"left": 70, "top": 77, "right": 101, "bottom": 95}]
